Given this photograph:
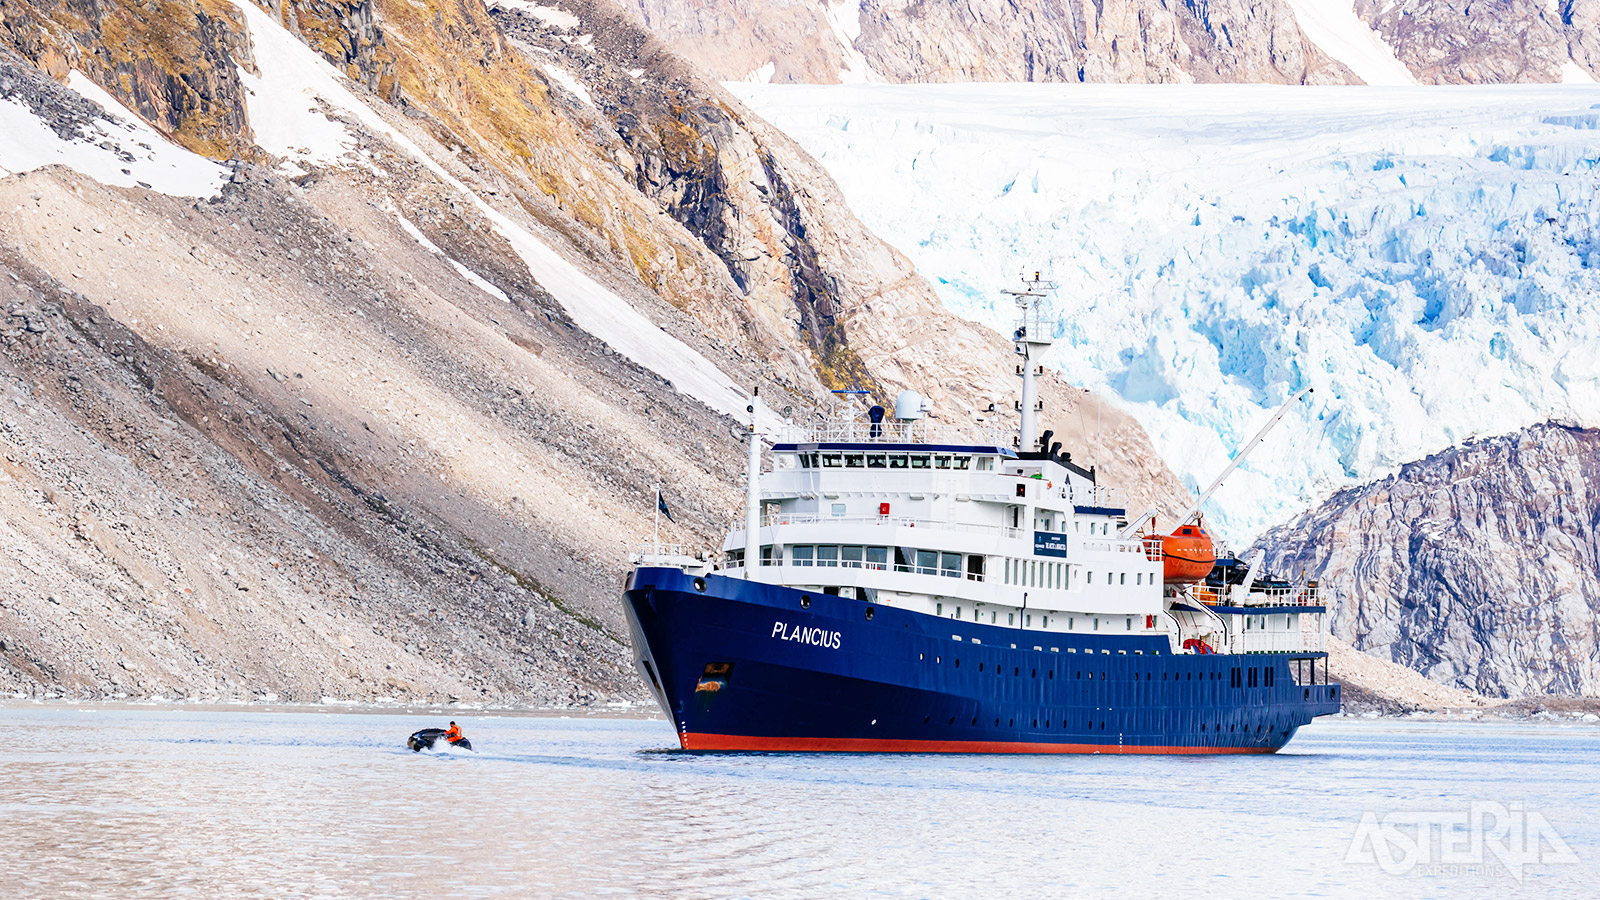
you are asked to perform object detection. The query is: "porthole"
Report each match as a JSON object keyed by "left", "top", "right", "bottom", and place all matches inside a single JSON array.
[
  {"left": 864, "top": 607, "right": 875, "bottom": 621},
  {"left": 923, "top": 715, "right": 930, "bottom": 724},
  {"left": 955, "top": 658, "right": 960, "bottom": 668},
  {"left": 692, "top": 577, "right": 706, "bottom": 592},
  {"left": 979, "top": 662, "right": 985, "bottom": 672},
  {"left": 800, "top": 595, "right": 811, "bottom": 609}
]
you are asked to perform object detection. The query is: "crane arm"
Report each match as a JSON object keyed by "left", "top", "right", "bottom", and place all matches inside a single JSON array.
[{"left": 1170, "top": 386, "right": 1314, "bottom": 529}]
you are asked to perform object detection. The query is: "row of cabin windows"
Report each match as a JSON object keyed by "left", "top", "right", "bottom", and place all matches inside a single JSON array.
[
  {"left": 1001, "top": 560, "right": 1151, "bottom": 590},
  {"left": 789, "top": 545, "right": 986, "bottom": 580},
  {"left": 934, "top": 606, "right": 1149, "bottom": 632},
  {"left": 799, "top": 452, "right": 995, "bottom": 472}
]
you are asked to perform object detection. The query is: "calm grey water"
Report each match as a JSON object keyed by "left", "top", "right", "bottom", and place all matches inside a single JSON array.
[{"left": 1, "top": 707, "right": 1594, "bottom": 899}]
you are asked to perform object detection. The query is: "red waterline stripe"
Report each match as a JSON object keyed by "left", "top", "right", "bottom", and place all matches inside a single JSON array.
[{"left": 681, "top": 733, "right": 1276, "bottom": 755}]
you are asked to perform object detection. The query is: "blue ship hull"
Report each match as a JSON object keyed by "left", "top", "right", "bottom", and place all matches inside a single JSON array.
[{"left": 624, "top": 567, "right": 1341, "bottom": 754}]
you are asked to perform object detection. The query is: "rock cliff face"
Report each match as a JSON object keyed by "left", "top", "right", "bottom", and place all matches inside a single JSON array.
[
  {"left": 1354, "top": 0, "right": 1599, "bottom": 83},
  {"left": 621, "top": 0, "right": 1355, "bottom": 84},
  {"left": 0, "top": 0, "right": 256, "bottom": 156},
  {"left": 0, "top": 0, "right": 1188, "bottom": 703},
  {"left": 1256, "top": 423, "right": 1600, "bottom": 699}
]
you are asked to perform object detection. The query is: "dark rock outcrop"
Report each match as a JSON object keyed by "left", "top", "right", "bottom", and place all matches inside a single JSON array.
[{"left": 0, "top": 0, "right": 256, "bottom": 156}]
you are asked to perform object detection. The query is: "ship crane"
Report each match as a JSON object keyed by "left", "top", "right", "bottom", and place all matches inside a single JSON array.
[{"left": 1122, "top": 386, "right": 1314, "bottom": 584}]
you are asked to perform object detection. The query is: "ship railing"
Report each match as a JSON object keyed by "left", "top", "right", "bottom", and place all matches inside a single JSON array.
[
  {"left": 1078, "top": 538, "right": 1152, "bottom": 555},
  {"left": 777, "top": 558, "right": 986, "bottom": 582},
  {"left": 778, "top": 419, "right": 1006, "bottom": 447},
  {"left": 1142, "top": 537, "right": 1164, "bottom": 561},
  {"left": 1191, "top": 582, "right": 1322, "bottom": 607},
  {"left": 754, "top": 512, "right": 1026, "bottom": 540}
]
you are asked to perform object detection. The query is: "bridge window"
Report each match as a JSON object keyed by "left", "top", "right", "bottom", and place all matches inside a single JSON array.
[
  {"left": 865, "top": 546, "right": 889, "bottom": 569},
  {"left": 888, "top": 454, "right": 908, "bottom": 469},
  {"left": 792, "top": 546, "right": 814, "bottom": 566},
  {"left": 975, "top": 457, "right": 994, "bottom": 471},
  {"left": 954, "top": 456, "right": 971, "bottom": 470},
  {"left": 821, "top": 453, "right": 843, "bottom": 468},
  {"left": 866, "top": 454, "right": 887, "bottom": 468},
  {"left": 909, "top": 455, "right": 931, "bottom": 469},
  {"left": 845, "top": 454, "right": 865, "bottom": 468},
  {"left": 934, "top": 455, "right": 952, "bottom": 469}
]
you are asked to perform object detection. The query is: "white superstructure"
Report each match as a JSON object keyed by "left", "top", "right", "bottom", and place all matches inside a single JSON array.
[{"left": 695, "top": 275, "right": 1325, "bottom": 656}]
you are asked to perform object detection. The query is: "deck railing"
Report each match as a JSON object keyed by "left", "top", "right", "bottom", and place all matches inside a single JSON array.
[
  {"left": 778, "top": 419, "right": 1006, "bottom": 447},
  {"left": 754, "top": 513, "right": 1026, "bottom": 540},
  {"left": 1191, "top": 582, "right": 1322, "bottom": 607}
]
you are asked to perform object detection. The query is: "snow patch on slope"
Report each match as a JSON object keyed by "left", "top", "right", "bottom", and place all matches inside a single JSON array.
[
  {"left": 230, "top": 0, "right": 749, "bottom": 421},
  {"left": 735, "top": 83, "right": 1600, "bottom": 541},
  {"left": 392, "top": 209, "right": 513, "bottom": 303},
  {"left": 539, "top": 62, "right": 596, "bottom": 108},
  {"left": 491, "top": 0, "right": 580, "bottom": 29},
  {"left": 1561, "top": 61, "right": 1596, "bottom": 84},
  {"left": 0, "top": 72, "right": 225, "bottom": 197},
  {"left": 823, "top": 0, "right": 880, "bottom": 84},
  {"left": 1283, "top": 0, "right": 1416, "bottom": 86}
]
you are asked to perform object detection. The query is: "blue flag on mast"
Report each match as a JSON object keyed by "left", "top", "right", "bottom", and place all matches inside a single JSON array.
[{"left": 657, "top": 491, "right": 674, "bottom": 522}]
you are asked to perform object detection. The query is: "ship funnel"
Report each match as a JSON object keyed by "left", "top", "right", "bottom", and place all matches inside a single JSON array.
[{"left": 894, "top": 390, "right": 925, "bottom": 422}]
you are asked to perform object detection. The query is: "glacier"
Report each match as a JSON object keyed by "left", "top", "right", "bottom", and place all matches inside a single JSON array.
[{"left": 732, "top": 83, "right": 1600, "bottom": 542}]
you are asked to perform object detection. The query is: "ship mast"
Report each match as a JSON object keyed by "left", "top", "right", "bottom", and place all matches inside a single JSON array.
[
  {"left": 1004, "top": 273, "right": 1056, "bottom": 452},
  {"left": 743, "top": 389, "right": 763, "bottom": 580}
]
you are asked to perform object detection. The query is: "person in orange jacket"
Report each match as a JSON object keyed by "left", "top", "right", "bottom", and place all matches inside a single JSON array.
[{"left": 445, "top": 721, "right": 464, "bottom": 744}]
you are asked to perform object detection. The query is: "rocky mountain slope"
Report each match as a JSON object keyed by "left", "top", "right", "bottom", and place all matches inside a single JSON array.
[
  {"left": 624, "top": 0, "right": 1355, "bottom": 84},
  {"left": 620, "top": 0, "right": 1600, "bottom": 84},
  {"left": 1257, "top": 423, "right": 1600, "bottom": 699},
  {"left": 0, "top": 0, "right": 1187, "bottom": 703},
  {"left": 1356, "top": 0, "right": 1600, "bottom": 84}
]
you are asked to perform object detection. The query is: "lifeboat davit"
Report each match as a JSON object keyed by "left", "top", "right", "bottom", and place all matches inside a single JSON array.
[{"left": 1161, "top": 523, "right": 1216, "bottom": 583}]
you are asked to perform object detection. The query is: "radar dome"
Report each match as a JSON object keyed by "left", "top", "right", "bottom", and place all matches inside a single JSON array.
[{"left": 895, "top": 390, "right": 925, "bottom": 421}]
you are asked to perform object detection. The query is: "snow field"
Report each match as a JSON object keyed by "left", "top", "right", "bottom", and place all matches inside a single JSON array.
[{"left": 0, "top": 73, "right": 225, "bottom": 197}]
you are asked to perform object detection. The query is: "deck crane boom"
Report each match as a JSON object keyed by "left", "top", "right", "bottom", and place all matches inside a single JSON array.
[{"left": 1120, "top": 386, "right": 1314, "bottom": 540}]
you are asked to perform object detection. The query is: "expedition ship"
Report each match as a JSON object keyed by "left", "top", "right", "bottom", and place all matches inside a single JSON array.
[{"left": 623, "top": 276, "right": 1339, "bottom": 753}]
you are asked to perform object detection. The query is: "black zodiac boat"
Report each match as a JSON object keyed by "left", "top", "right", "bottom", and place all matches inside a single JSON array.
[{"left": 407, "top": 728, "right": 472, "bottom": 752}]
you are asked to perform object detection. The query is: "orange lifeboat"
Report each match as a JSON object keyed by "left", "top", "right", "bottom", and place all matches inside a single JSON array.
[{"left": 1161, "top": 523, "right": 1216, "bottom": 583}]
